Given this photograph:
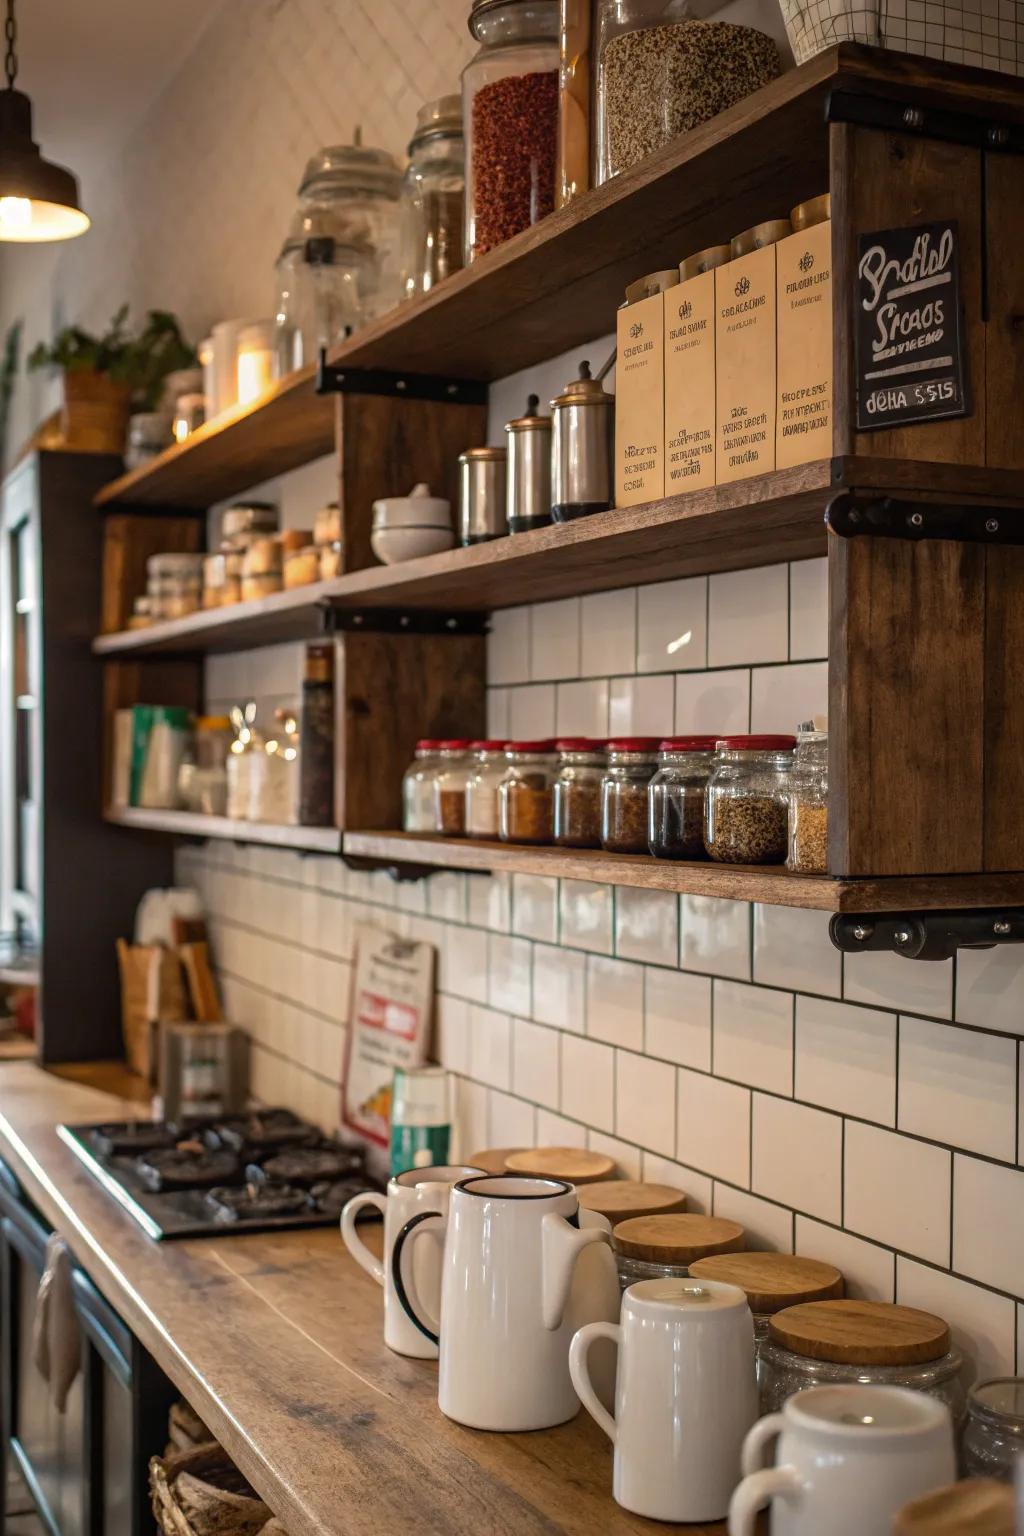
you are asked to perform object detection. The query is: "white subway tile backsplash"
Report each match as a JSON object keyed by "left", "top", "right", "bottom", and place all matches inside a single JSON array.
[
  {"left": 752, "top": 1095, "right": 842, "bottom": 1222},
  {"left": 588, "top": 1131, "right": 641, "bottom": 1179},
  {"left": 561, "top": 1033, "right": 615, "bottom": 1133},
  {"left": 487, "top": 932, "right": 532, "bottom": 1016},
  {"left": 953, "top": 1154, "right": 1024, "bottom": 1295},
  {"left": 532, "top": 943, "right": 585, "bottom": 1031},
  {"left": 644, "top": 966, "right": 712, "bottom": 1069},
  {"left": 560, "top": 880, "right": 614, "bottom": 954},
  {"left": 443, "top": 923, "right": 490, "bottom": 1003},
  {"left": 608, "top": 674, "right": 675, "bottom": 737},
  {"left": 794, "top": 1218, "right": 896, "bottom": 1302},
  {"left": 512, "top": 873, "right": 559, "bottom": 944},
  {"left": 956, "top": 946, "right": 1024, "bottom": 1036},
  {"left": 579, "top": 588, "right": 636, "bottom": 678},
  {"left": 643, "top": 1153, "right": 711, "bottom": 1213},
  {"left": 615, "top": 887, "right": 679, "bottom": 966},
  {"left": 680, "top": 895, "right": 751, "bottom": 980},
  {"left": 636, "top": 577, "right": 707, "bottom": 673},
  {"left": 899, "top": 1016, "right": 1016, "bottom": 1161},
  {"left": 754, "top": 904, "right": 841, "bottom": 997},
  {"left": 512, "top": 1017, "right": 560, "bottom": 1110},
  {"left": 586, "top": 955, "right": 644, "bottom": 1049},
  {"left": 508, "top": 683, "right": 556, "bottom": 739},
  {"left": 713, "top": 1185, "right": 794, "bottom": 1252},
  {"left": 530, "top": 598, "right": 581, "bottom": 682},
  {"left": 844, "top": 949, "right": 953, "bottom": 1020},
  {"left": 488, "top": 606, "right": 531, "bottom": 685},
  {"left": 713, "top": 980, "right": 793, "bottom": 1095},
  {"left": 468, "top": 1005, "right": 512, "bottom": 1091},
  {"left": 428, "top": 872, "right": 468, "bottom": 924},
  {"left": 616, "top": 1050, "right": 676, "bottom": 1156},
  {"left": 536, "top": 1108, "right": 587, "bottom": 1148},
  {"left": 453, "top": 1078, "right": 489, "bottom": 1162},
  {"left": 436, "top": 994, "right": 471, "bottom": 1076},
  {"left": 467, "top": 872, "right": 512, "bottom": 932},
  {"left": 708, "top": 564, "right": 788, "bottom": 667},
  {"left": 488, "top": 1090, "right": 536, "bottom": 1148},
  {"left": 795, "top": 996, "right": 896, "bottom": 1126},
  {"left": 677, "top": 1069, "right": 751, "bottom": 1187},
  {"left": 555, "top": 679, "right": 609, "bottom": 738},
  {"left": 788, "top": 558, "right": 828, "bottom": 661},
  {"left": 845, "top": 1122, "right": 951, "bottom": 1267},
  {"left": 897, "top": 1257, "right": 1016, "bottom": 1385},
  {"left": 750, "top": 661, "right": 828, "bottom": 735},
  {"left": 674, "top": 668, "right": 750, "bottom": 736},
  {"left": 487, "top": 687, "right": 510, "bottom": 738}
]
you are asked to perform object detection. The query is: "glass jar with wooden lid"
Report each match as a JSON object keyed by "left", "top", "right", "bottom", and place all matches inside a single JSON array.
[
  {"left": 893, "top": 1478, "right": 1015, "bottom": 1536},
  {"left": 759, "top": 1300, "right": 966, "bottom": 1423},
  {"left": 961, "top": 1378, "right": 1024, "bottom": 1482},
  {"left": 612, "top": 1212, "right": 746, "bottom": 1290},
  {"left": 577, "top": 1179, "right": 686, "bottom": 1226},
  {"left": 503, "top": 1146, "right": 617, "bottom": 1183},
  {"left": 687, "top": 1251, "right": 843, "bottom": 1355}
]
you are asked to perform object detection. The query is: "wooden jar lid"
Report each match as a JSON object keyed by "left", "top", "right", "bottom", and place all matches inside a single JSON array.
[
  {"left": 687, "top": 1252, "right": 844, "bottom": 1313},
  {"left": 504, "top": 1147, "right": 617, "bottom": 1185},
  {"left": 467, "top": 1147, "right": 525, "bottom": 1175},
  {"left": 613, "top": 1213, "right": 745, "bottom": 1265},
  {"left": 893, "top": 1480, "right": 1015, "bottom": 1536},
  {"left": 769, "top": 1300, "right": 950, "bottom": 1366},
  {"left": 578, "top": 1181, "right": 687, "bottom": 1224}
]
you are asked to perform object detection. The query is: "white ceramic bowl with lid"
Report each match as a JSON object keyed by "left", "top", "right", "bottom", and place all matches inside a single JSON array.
[
  {"left": 371, "top": 525, "right": 456, "bottom": 564},
  {"left": 372, "top": 482, "right": 452, "bottom": 529}
]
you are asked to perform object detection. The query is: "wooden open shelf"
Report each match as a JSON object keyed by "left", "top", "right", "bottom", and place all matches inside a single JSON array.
[
  {"left": 104, "top": 806, "right": 341, "bottom": 854},
  {"left": 343, "top": 830, "right": 1024, "bottom": 913}
]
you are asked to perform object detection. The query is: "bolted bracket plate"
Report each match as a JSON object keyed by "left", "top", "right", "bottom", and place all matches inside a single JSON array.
[
  {"left": 831, "top": 908, "right": 1024, "bottom": 962},
  {"left": 825, "top": 88, "right": 1024, "bottom": 153},
  {"left": 826, "top": 492, "right": 1024, "bottom": 545},
  {"left": 342, "top": 853, "right": 437, "bottom": 883},
  {"left": 318, "top": 604, "right": 488, "bottom": 637},
  {"left": 316, "top": 348, "right": 488, "bottom": 406}
]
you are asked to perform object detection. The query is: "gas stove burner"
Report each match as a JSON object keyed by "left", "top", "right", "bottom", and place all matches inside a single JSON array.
[
  {"left": 90, "top": 1122, "right": 179, "bottom": 1157},
  {"left": 211, "top": 1108, "right": 317, "bottom": 1156},
  {"left": 136, "top": 1144, "right": 241, "bottom": 1193},
  {"left": 310, "top": 1175, "right": 377, "bottom": 1217},
  {"left": 204, "top": 1182, "right": 314, "bottom": 1225},
  {"left": 256, "top": 1142, "right": 364, "bottom": 1188}
]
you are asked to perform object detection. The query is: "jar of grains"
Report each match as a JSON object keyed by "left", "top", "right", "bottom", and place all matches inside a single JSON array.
[
  {"left": 462, "top": 0, "right": 560, "bottom": 262},
  {"left": 399, "top": 95, "right": 465, "bottom": 300},
  {"left": 462, "top": 740, "right": 509, "bottom": 838},
  {"left": 432, "top": 740, "right": 474, "bottom": 835},
  {"left": 402, "top": 740, "right": 444, "bottom": 832},
  {"left": 704, "top": 734, "right": 795, "bottom": 864},
  {"left": 787, "top": 724, "right": 828, "bottom": 874},
  {"left": 553, "top": 738, "right": 607, "bottom": 848},
  {"left": 962, "top": 1378, "right": 1024, "bottom": 1482},
  {"left": 601, "top": 738, "right": 661, "bottom": 853},
  {"left": 498, "top": 740, "right": 557, "bottom": 843},
  {"left": 647, "top": 735, "right": 718, "bottom": 859}
]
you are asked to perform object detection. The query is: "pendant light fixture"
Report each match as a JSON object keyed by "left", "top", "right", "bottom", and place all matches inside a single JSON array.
[{"left": 0, "top": 0, "right": 88, "bottom": 241}]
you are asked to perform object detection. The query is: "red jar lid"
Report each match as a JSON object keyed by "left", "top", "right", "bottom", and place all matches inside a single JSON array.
[
  {"left": 555, "top": 737, "right": 607, "bottom": 751},
  {"left": 415, "top": 739, "right": 443, "bottom": 750},
  {"left": 658, "top": 736, "right": 719, "bottom": 752},
  {"left": 437, "top": 738, "right": 473, "bottom": 750},
  {"left": 607, "top": 737, "right": 661, "bottom": 752},
  {"left": 719, "top": 734, "right": 796, "bottom": 750},
  {"left": 507, "top": 739, "right": 556, "bottom": 752},
  {"left": 468, "top": 739, "right": 507, "bottom": 751}
]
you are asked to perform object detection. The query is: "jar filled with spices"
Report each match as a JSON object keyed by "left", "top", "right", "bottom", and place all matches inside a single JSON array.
[
  {"left": 432, "top": 740, "right": 475, "bottom": 835},
  {"left": 299, "top": 643, "right": 335, "bottom": 827},
  {"left": 552, "top": 739, "right": 607, "bottom": 848},
  {"left": 462, "top": 0, "right": 560, "bottom": 262},
  {"left": 464, "top": 740, "right": 509, "bottom": 838},
  {"left": 612, "top": 1213, "right": 746, "bottom": 1291},
  {"left": 704, "top": 734, "right": 795, "bottom": 864},
  {"left": 399, "top": 96, "right": 465, "bottom": 300},
  {"left": 601, "top": 738, "right": 660, "bottom": 853},
  {"left": 647, "top": 735, "right": 717, "bottom": 860},
  {"left": 962, "top": 1379, "right": 1024, "bottom": 1481},
  {"left": 402, "top": 740, "right": 444, "bottom": 832},
  {"left": 498, "top": 740, "right": 556, "bottom": 843},
  {"left": 787, "top": 724, "right": 828, "bottom": 874}
]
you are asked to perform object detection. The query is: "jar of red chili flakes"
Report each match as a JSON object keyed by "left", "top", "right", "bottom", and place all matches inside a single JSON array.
[{"left": 462, "top": 0, "right": 559, "bottom": 263}]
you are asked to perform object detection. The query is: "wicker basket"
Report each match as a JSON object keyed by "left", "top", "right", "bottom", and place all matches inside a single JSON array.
[
  {"left": 150, "top": 1444, "right": 271, "bottom": 1536},
  {"left": 778, "top": 0, "right": 1024, "bottom": 74},
  {"left": 166, "top": 1399, "right": 215, "bottom": 1456}
]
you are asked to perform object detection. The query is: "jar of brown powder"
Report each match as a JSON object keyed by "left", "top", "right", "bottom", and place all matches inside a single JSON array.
[
  {"left": 431, "top": 740, "right": 474, "bottom": 835},
  {"left": 553, "top": 738, "right": 607, "bottom": 847},
  {"left": 498, "top": 740, "right": 557, "bottom": 843},
  {"left": 601, "top": 738, "right": 661, "bottom": 853}
]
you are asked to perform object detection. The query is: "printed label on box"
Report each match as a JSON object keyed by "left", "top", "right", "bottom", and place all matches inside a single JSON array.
[
  {"left": 665, "top": 270, "right": 716, "bottom": 492},
  {"left": 616, "top": 289, "right": 665, "bottom": 506},
  {"left": 716, "top": 244, "right": 777, "bottom": 483},
  {"left": 777, "top": 220, "right": 833, "bottom": 468}
]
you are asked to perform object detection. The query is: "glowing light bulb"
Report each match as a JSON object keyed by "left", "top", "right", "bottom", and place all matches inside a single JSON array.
[{"left": 0, "top": 196, "right": 31, "bottom": 230}]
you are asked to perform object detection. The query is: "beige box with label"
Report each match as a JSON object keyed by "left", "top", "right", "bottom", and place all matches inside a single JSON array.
[
  {"left": 664, "top": 271, "right": 717, "bottom": 494},
  {"left": 715, "top": 244, "right": 777, "bottom": 483},
  {"left": 776, "top": 220, "right": 833, "bottom": 468},
  {"left": 616, "top": 289, "right": 665, "bottom": 506}
]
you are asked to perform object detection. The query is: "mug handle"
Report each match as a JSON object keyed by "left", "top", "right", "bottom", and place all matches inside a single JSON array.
[
  {"left": 339, "top": 1191, "right": 388, "bottom": 1286},
  {"left": 391, "top": 1210, "right": 445, "bottom": 1346},
  {"left": 741, "top": 1411, "right": 784, "bottom": 1476},
  {"left": 728, "top": 1466, "right": 802, "bottom": 1536},
  {"left": 568, "top": 1321, "right": 620, "bottom": 1443}
]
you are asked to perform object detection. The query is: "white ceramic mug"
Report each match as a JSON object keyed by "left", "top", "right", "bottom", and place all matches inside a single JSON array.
[
  {"left": 728, "top": 1384, "right": 956, "bottom": 1536},
  {"left": 392, "top": 1173, "right": 616, "bottom": 1431},
  {"left": 340, "top": 1164, "right": 481, "bottom": 1360},
  {"left": 571, "top": 1278, "right": 758, "bottom": 1523}
]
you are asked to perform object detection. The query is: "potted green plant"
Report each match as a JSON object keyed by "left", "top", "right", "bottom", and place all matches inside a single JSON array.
[{"left": 27, "top": 306, "right": 196, "bottom": 454}]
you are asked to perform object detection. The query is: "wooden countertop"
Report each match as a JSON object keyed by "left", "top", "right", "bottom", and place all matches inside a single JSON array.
[{"left": 0, "top": 1063, "right": 737, "bottom": 1536}]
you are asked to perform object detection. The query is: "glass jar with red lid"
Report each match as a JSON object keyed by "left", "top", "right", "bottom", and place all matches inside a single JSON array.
[
  {"left": 704, "top": 734, "right": 796, "bottom": 864},
  {"left": 402, "top": 739, "right": 444, "bottom": 832},
  {"left": 600, "top": 738, "right": 661, "bottom": 853},
  {"left": 463, "top": 740, "right": 509, "bottom": 838},
  {"left": 431, "top": 740, "right": 475, "bottom": 835},
  {"left": 647, "top": 736, "right": 718, "bottom": 860},
  {"left": 498, "top": 740, "right": 557, "bottom": 843},
  {"left": 552, "top": 739, "right": 607, "bottom": 848}
]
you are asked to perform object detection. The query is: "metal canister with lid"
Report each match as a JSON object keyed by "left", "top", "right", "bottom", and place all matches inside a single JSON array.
[
  {"left": 550, "top": 358, "right": 614, "bottom": 522},
  {"left": 687, "top": 1250, "right": 844, "bottom": 1360},
  {"left": 458, "top": 445, "right": 507, "bottom": 545},
  {"left": 505, "top": 394, "right": 552, "bottom": 533},
  {"left": 730, "top": 217, "right": 792, "bottom": 258},
  {"left": 612, "top": 1213, "right": 746, "bottom": 1291}
]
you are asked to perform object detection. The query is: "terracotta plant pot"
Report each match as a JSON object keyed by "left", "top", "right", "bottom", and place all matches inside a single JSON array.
[{"left": 60, "top": 368, "right": 132, "bottom": 453}]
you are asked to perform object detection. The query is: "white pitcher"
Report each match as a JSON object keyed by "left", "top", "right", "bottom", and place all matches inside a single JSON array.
[
  {"left": 339, "top": 1164, "right": 481, "bottom": 1360},
  {"left": 571, "top": 1278, "right": 759, "bottom": 1523},
  {"left": 392, "top": 1173, "right": 616, "bottom": 1430}
]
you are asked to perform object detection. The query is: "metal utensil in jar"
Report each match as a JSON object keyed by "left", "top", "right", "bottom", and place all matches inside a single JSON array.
[
  {"left": 550, "top": 358, "right": 614, "bottom": 523},
  {"left": 505, "top": 394, "right": 552, "bottom": 534},
  {"left": 458, "top": 446, "right": 507, "bottom": 545}
]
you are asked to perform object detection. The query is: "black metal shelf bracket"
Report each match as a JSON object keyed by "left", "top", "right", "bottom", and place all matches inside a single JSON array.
[
  {"left": 826, "top": 88, "right": 1024, "bottom": 153},
  {"left": 826, "top": 492, "right": 1024, "bottom": 545},
  {"left": 316, "top": 348, "right": 488, "bottom": 405},
  {"left": 317, "top": 603, "right": 489, "bottom": 637},
  {"left": 831, "top": 908, "right": 1024, "bottom": 962},
  {"left": 342, "top": 853, "right": 438, "bottom": 883}
]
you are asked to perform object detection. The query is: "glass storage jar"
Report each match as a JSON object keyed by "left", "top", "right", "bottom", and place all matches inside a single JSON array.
[
  {"left": 687, "top": 1251, "right": 844, "bottom": 1358},
  {"left": 553, "top": 739, "right": 607, "bottom": 848},
  {"left": 432, "top": 740, "right": 475, "bottom": 835},
  {"left": 962, "top": 1378, "right": 1024, "bottom": 1481},
  {"left": 463, "top": 0, "right": 559, "bottom": 262},
  {"left": 601, "top": 738, "right": 660, "bottom": 853},
  {"left": 613, "top": 1213, "right": 746, "bottom": 1292},
  {"left": 498, "top": 740, "right": 556, "bottom": 843},
  {"left": 273, "top": 238, "right": 309, "bottom": 375},
  {"left": 402, "top": 740, "right": 444, "bottom": 832},
  {"left": 464, "top": 741, "right": 509, "bottom": 837},
  {"left": 647, "top": 735, "right": 717, "bottom": 859},
  {"left": 704, "top": 734, "right": 795, "bottom": 864},
  {"left": 399, "top": 96, "right": 465, "bottom": 300},
  {"left": 295, "top": 136, "right": 402, "bottom": 320},
  {"left": 760, "top": 1300, "right": 966, "bottom": 1425},
  {"left": 787, "top": 724, "right": 828, "bottom": 874},
  {"left": 305, "top": 237, "right": 367, "bottom": 351}
]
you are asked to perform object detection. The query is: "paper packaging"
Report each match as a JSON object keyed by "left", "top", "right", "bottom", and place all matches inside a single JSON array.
[
  {"left": 715, "top": 244, "right": 778, "bottom": 482},
  {"left": 665, "top": 271, "right": 717, "bottom": 492},
  {"left": 616, "top": 277, "right": 672, "bottom": 506},
  {"left": 776, "top": 218, "right": 833, "bottom": 467}
]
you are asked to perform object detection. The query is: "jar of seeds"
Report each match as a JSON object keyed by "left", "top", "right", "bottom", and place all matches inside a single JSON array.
[
  {"left": 647, "top": 735, "right": 717, "bottom": 859},
  {"left": 787, "top": 724, "right": 828, "bottom": 874},
  {"left": 431, "top": 740, "right": 474, "bottom": 835},
  {"left": 463, "top": 740, "right": 509, "bottom": 838},
  {"left": 553, "top": 738, "right": 607, "bottom": 847},
  {"left": 704, "top": 734, "right": 795, "bottom": 864},
  {"left": 498, "top": 740, "right": 557, "bottom": 842},
  {"left": 601, "top": 738, "right": 661, "bottom": 853}
]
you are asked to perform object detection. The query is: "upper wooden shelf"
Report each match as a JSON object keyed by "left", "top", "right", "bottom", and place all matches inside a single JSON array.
[{"left": 104, "top": 806, "right": 341, "bottom": 854}]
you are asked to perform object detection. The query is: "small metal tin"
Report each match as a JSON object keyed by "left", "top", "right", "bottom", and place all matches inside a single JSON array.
[
  {"left": 730, "top": 218, "right": 793, "bottom": 258},
  {"left": 550, "top": 359, "right": 614, "bottom": 523},
  {"left": 679, "top": 244, "right": 732, "bottom": 281},
  {"left": 790, "top": 193, "right": 831, "bottom": 231},
  {"left": 458, "top": 446, "right": 507, "bottom": 545},
  {"left": 623, "top": 268, "right": 679, "bottom": 305},
  {"left": 505, "top": 393, "right": 552, "bottom": 534}
]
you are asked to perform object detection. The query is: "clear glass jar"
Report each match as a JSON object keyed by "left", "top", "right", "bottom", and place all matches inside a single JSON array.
[
  {"left": 464, "top": 741, "right": 509, "bottom": 838},
  {"left": 400, "top": 96, "right": 465, "bottom": 300},
  {"left": 553, "top": 739, "right": 607, "bottom": 848},
  {"left": 273, "top": 238, "right": 308, "bottom": 374},
  {"left": 402, "top": 740, "right": 444, "bottom": 832},
  {"left": 704, "top": 734, "right": 796, "bottom": 865},
  {"left": 647, "top": 736, "right": 717, "bottom": 860},
  {"left": 601, "top": 738, "right": 660, "bottom": 853},
  {"left": 432, "top": 740, "right": 475, "bottom": 835},
  {"left": 295, "top": 137, "right": 402, "bottom": 320},
  {"left": 616, "top": 1251, "right": 692, "bottom": 1291},
  {"left": 236, "top": 321, "right": 278, "bottom": 407},
  {"left": 758, "top": 1334, "right": 966, "bottom": 1424},
  {"left": 498, "top": 741, "right": 556, "bottom": 843},
  {"left": 305, "top": 237, "right": 367, "bottom": 352},
  {"left": 962, "top": 1378, "right": 1024, "bottom": 1481},
  {"left": 463, "top": 0, "right": 559, "bottom": 262},
  {"left": 787, "top": 725, "right": 828, "bottom": 874}
]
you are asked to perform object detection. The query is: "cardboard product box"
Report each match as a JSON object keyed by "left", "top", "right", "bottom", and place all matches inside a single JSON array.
[
  {"left": 664, "top": 269, "right": 718, "bottom": 494},
  {"left": 615, "top": 283, "right": 669, "bottom": 506},
  {"left": 776, "top": 219, "right": 833, "bottom": 468},
  {"left": 715, "top": 243, "right": 778, "bottom": 483}
]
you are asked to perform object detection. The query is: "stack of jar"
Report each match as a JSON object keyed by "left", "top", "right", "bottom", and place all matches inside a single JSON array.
[{"left": 134, "top": 553, "right": 205, "bottom": 626}]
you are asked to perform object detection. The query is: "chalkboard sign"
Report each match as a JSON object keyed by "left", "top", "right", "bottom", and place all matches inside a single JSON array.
[{"left": 855, "top": 219, "right": 969, "bottom": 432}]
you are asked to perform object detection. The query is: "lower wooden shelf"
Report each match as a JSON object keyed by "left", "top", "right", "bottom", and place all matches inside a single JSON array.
[
  {"left": 342, "top": 831, "right": 1024, "bottom": 913},
  {"left": 104, "top": 806, "right": 341, "bottom": 854}
]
